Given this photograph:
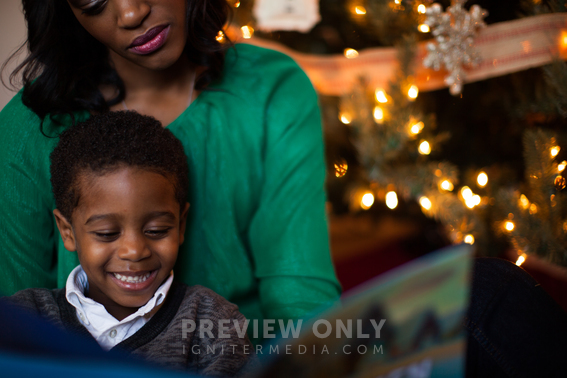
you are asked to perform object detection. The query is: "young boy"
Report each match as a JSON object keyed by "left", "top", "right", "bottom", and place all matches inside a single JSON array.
[{"left": 5, "top": 111, "right": 253, "bottom": 376}]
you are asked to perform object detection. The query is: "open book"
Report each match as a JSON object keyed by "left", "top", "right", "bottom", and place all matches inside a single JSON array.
[{"left": 253, "top": 243, "right": 473, "bottom": 378}]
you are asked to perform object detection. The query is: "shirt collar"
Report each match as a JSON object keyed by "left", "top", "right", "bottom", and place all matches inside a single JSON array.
[{"left": 65, "top": 265, "right": 173, "bottom": 326}]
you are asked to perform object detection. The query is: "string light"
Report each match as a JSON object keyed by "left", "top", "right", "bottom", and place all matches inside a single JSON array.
[
  {"left": 460, "top": 186, "right": 473, "bottom": 200},
  {"left": 477, "top": 172, "right": 488, "bottom": 187},
  {"left": 385, "top": 191, "right": 398, "bottom": 209},
  {"left": 472, "top": 194, "right": 481, "bottom": 206},
  {"left": 464, "top": 234, "right": 475, "bottom": 244},
  {"left": 344, "top": 48, "right": 359, "bottom": 59},
  {"left": 407, "top": 85, "right": 419, "bottom": 100},
  {"left": 504, "top": 221, "right": 515, "bottom": 232},
  {"left": 555, "top": 175, "right": 566, "bottom": 190},
  {"left": 558, "top": 161, "right": 567, "bottom": 172},
  {"left": 410, "top": 121, "right": 424, "bottom": 135},
  {"left": 419, "top": 196, "right": 432, "bottom": 210},
  {"left": 417, "top": 4, "right": 427, "bottom": 14},
  {"left": 375, "top": 89, "right": 388, "bottom": 103},
  {"left": 234, "top": 1, "right": 240, "bottom": 7},
  {"left": 440, "top": 180, "right": 454, "bottom": 191},
  {"left": 418, "top": 24, "right": 430, "bottom": 33},
  {"left": 340, "top": 113, "right": 352, "bottom": 124},
  {"left": 334, "top": 160, "right": 348, "bottom": 178},
  {"left": 529, "top": 203, "right": 538, "bottom": 214},
  {"left": 361, "top": 192, "right": 375, "bottom": 210},
  {"left": 215, "top": 30, "right": 225, "bottom": 42},
  {"left": 550, "top": 146, "right": 560, "bottom": 157},
  {"left": 418, "top": 140, "right": 431, "bottom": 155},
  {"left": 516, "top": 253, "right": 527, "bottom": 266},
  {"left": 465, "top": 197, "right": 477, "bottom": 209},
  {"left": 373, "top": 106, "right": 384, "bottom": 123},
  {"left": 561, "top": 31, "right": 567, "bottom": 49},
  {"left": 241, "top": 25, "right": 253, "bottom": 39},
  {"left": 519, "top": 194, "right": 530, "bottom": 210},
  {"left": 354, "top": 6, "right": 367, "bottom": 15}
]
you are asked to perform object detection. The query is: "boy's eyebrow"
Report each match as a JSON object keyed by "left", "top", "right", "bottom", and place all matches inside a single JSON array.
[
  {"left": 85, "top": 214, "right": 116, "bottom": 225},
  {"left": 145, "top": 211, "right": 177, "bottom": 222},
  {"left": 84, "top": 212, "right": 177, "bottom": 225}
]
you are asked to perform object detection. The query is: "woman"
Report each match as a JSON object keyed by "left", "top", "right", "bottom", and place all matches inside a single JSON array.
[{"left": 0, "top": 0, "right": 341, "bottom": 335}]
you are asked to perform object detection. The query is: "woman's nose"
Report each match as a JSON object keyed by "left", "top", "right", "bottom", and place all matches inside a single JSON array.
[
  {"left": 117, "top": 233, "right": 151, "bottom": 261},
  {"left": 115, "top": 0, "right": 151, "bottom": 29}
]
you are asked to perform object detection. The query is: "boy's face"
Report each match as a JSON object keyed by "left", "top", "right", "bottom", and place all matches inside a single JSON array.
[{"left": 54, "top": 167, "right": 189, "bottom": 321}]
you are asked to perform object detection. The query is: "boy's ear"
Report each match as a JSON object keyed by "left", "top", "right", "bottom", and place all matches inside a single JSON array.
[
  {"left": 179, "top": 203, "right": 190, "bottom": 245},
  {"left": 53, "top": 209, "right": 77, "bottom": 252}
]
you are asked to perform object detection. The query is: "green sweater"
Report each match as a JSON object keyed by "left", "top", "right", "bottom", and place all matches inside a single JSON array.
[{"left": 0, "top": 44, "right": 340, "bottom": 328}]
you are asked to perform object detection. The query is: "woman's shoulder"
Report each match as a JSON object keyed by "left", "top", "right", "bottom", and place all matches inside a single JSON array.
[
  {"left": 1, "top": 91, "right": 42, "bottom": 129},
  {"left": 220, "top": 43, "right": 313, "bottom": 92}
]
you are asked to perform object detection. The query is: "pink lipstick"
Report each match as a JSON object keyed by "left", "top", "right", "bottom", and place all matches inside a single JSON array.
[{"left": 129, "top": 25, "right": 170, "bottom": 55}]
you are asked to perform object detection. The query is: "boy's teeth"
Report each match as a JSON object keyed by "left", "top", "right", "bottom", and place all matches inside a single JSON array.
[{"left": 113, "top": 272, "right": 151, "bottom": 283}]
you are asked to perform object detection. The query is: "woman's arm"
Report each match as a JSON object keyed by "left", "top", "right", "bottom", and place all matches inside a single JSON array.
[
  {"left": 0, "top": 94, "right": 59, "bottom": 294},
  {"left": 247, "top": 59, "right": 341, "bottom": 322}
]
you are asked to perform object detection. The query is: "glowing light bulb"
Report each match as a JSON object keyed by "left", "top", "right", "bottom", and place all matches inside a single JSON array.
[
  {"left": 234, "top": 1, "right": 240, "bottom": 7},
  {"left": 440, "top": 180, "right": 454, "bottom": 191},
  {"left": 519, "top": 194, "right": 530, "bottom": 210},
  {"left": 418, "top": 140, "right": 431, "bottom": 155},
  {"left": 559, "top": 161, "right": 567, "bottom": 172},
  {"left": 529, "top": 203, "right": 538, "bottom": 214},
  {"left": 386, "top": 191, "right": 398, "bottom": 209},
  {"left": 464, "top": 234, "right": 475, "bottom": 244},
  {"left": 505, "top": 221, "right": 515, "bottom": 231},
  {"left": 410, "top": 121, "right": 424, "bottom": 135},
  {"left": 418, "top": 4, "right": 427, "bottom": 14},
  {"left": 516, "top": 253, "right": 527, "bottom": 266},
  {"left": 361, "top": 192, "right": 375, "bottom": 209},
  {"left": 473, "top": 194, "right": 481, "bottom": 206},
  {"left": 562, "top": 31, "right": 567, "bottom": 48},
  {"left": 375, "top": 89, "right": 388, "bottom": 103},
  {"left": 465, "top": 197, "right": 476, "bottom": 209},
  {"left": 334, "top": 161, "right": 348, "bottom": 178},
  {"left": 373, "top": 106, "right": 384, "bottom": 123},
  {"left": 241, "top": 25, "right": 254, "bottom": 39},
  {"left": 216, "top": 30, "right": 225, "bottom": 42},
  {"left": 551, "top": 146, "right": 560, "bottom": 157},
  {"left": 477, "top": 172, "right": 488, "bottom": 187},
  {"left": 418, "top": 24, "right": 430, "bottom": 33},
  {"left": 461, "top": 186, "right": 473, "bottom": 200},
  {"left": 344, "top": 48, "right": 359, "bottom": 59},
  {"left": 340, "top": 113, "right": 352, "bottom": 124},
  {"left": 354, "top": 6, "right": 366, "bottom": 14},
  {"left": 408, "top": 85, "right": 419, "bottom": 100},
  {"left": 419, "top": 196, "right": 432, "bottom": 210}
]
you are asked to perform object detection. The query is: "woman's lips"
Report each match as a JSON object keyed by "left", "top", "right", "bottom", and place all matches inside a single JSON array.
[{"left": 129, "top": 25, "right": 170, "bottom": 55}]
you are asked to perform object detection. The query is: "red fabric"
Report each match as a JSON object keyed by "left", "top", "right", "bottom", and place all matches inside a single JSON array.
[{"left": 334, "top": 243, "right": 415, "bottom": 293}]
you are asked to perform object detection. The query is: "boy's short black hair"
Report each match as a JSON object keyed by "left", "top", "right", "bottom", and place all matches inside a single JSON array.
[{"left": 50, "top": 111, "right": 189, "bottom": 221}]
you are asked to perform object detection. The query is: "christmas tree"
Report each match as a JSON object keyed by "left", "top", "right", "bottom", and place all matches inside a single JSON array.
[{"left": 228, "top": 0, "right": 567, "bottom": 266}]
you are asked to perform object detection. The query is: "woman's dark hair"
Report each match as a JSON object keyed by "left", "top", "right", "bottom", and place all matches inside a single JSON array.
[
  {"left": 50, "top": 111, "right": 189, "bottom": 221},
  {"left": 4, "top": 0, "right": 232, "bottom": 122}
]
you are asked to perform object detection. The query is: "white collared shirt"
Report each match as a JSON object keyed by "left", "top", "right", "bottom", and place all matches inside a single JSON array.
[{"left": 65, "top": 265, "right": 173, "bottom": 351}]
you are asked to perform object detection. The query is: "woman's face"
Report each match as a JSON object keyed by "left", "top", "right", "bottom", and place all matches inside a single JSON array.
[{"left": 66, "top": 0, "right": 188, "bottom": 71}]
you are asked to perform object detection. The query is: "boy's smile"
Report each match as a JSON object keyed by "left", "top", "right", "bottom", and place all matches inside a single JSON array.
[{"left": 54, "top": 166, "right": 189, "bottom": 321}]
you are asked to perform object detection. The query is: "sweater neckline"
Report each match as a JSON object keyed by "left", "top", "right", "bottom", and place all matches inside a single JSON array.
[{"left": 58, "top": 282, "right": 188, "bottom": 353}]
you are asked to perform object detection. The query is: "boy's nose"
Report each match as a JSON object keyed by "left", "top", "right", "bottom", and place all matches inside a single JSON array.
[
  {"left": 117, "top": 234, "right": 151, "bottom": 261},
  {"left": 115, "top": 0, "right": 151, "bottom": 29}
]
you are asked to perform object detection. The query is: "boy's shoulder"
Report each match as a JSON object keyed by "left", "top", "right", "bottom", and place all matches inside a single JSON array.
[{"left": 3, "top": 287, "right": 66, "bottom": 323}]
